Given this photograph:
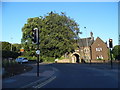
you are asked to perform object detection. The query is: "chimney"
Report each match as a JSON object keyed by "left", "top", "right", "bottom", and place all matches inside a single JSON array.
[{"left": 90, "top": 32, "right": 94, "bottom": 40}]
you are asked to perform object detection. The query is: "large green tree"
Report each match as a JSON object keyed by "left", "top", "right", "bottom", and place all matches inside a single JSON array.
[
  {"left": 21, "top": 12, "right": 79, "bottom": 59},
  {"left": 112, "top": 45, "right": 120, "bottom": 60}
]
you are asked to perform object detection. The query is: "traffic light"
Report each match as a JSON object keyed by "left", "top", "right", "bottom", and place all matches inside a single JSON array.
[
  {"left": 31, "top": 28, "right": 39, "bottom": 44},
  {"left": 31, "top": 29, "right": 36, "bottom": 43},
  {"left": 109, "top": 39, "right": 113, "bottom": 48}
]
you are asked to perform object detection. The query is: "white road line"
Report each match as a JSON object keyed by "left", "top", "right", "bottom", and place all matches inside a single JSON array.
[
  {"left": 34, "top": 76, "right": 56, "bottom": 88},
  {"left": 52, "top": 67, "right": 59, "bottom": 72},
  {"left": 21, "top": 77, "right": 45, "bottom": 88},
  {"left": 21, "top": 66, "right": 58, "bottom": 88}
]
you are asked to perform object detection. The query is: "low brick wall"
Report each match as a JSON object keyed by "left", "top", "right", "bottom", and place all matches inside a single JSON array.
[
  {"left": 57, "top": 59, "right": 70, "bottom": 63},
  {"left": 56, "top": 59, "right": 120, "bottom": 64},
  {"left": 91, "top": 60, "right": 109, "bottom": 63}
]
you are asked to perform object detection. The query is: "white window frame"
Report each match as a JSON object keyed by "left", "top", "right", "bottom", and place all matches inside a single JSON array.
[{"left": 96, "top": 47, "right": 102, "bottom": 51}]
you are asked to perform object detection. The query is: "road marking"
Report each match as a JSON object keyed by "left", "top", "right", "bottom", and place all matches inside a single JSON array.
[
  {"left": 52, "top": 67, "right": 59, "bottom": 72},
  {"left": 21, "top": 77, "right": 45, "bottom": 88},
  {"left": 21, "top": 71, "right": 54, "bottom": 88},
  {"left": 21, "top": 66, "right": 58, "bottom": 88},
  {"left": 34, "top": 76, "right": 56, "bottom": 88}
]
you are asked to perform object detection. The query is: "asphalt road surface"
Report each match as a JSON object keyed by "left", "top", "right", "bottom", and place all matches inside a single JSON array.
[{"left": 37, "top": 63, "right": 119, "bottom": 88}]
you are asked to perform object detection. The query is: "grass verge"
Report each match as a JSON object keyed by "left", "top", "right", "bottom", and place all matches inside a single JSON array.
[{"left": 2, "top": 64, "right": 33, "bottom": 79}]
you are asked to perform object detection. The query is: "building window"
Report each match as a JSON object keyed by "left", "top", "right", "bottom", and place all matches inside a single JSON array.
[
  {"left": 84, "top": 48, "right": 89, "bottom": 53},
  {"left": 96, "top": 47, "right": 102, "bottom": 51},
  {"left": 96, "top": 55, "right": 103, "bottom": 59}
]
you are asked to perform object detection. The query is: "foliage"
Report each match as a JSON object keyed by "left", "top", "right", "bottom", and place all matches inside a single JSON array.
[
  {"left": 2, "top": 50, "right": 21, "bottom": 59},
  {"left": 12, "top": 44, "right": 22, "bottom": 52},
  {"left": 58, "top": 56, "right": 69, "bottom": 60},
  {"left": 2, "top": 42, "right": 11, "bottom": 51},
  {"left": 112, "top": 45, "right": 120, "bottom": 60},
  {"left": 97, "top": 58, "right": 103, "bottom": 60},
  {"left": 1, "top": 42, "right": 22, "bottom": 59},
  {"left": 40, "top": 56, "right": 55, "bottom": 62},
  {"left": 18, "top": 55, "right": 37, "bottom": 61},
  {"left": 21, "top": 11, "right": 79, "bottom": 61},
  {"left": 2, "top": 59, "right": 18, "bottom": 68}
]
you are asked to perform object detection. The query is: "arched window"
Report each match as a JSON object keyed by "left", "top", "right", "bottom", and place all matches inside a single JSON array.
[{"left": 84, "top": 48, "right": 89, "bottom": 53}]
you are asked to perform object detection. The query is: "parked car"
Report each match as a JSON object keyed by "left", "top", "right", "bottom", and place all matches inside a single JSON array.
[{"left": 16, "top": 57, "right": 28, "bottom": 64}]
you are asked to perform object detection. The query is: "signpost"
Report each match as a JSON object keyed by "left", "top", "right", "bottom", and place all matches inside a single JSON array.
[
  {"left": 36, "top": 50, "right": 40, "bottom": 55},
  {"left": 20, "top": 47, "right": 24, "bottom": 52}
]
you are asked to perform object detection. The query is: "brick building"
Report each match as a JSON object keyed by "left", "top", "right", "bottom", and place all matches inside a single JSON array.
[
  {"left": 91, "top": 37, "right": 109, "bottom": 60},
  {"left": 70, "top": 32, "right": 109, "bottom": 63}
]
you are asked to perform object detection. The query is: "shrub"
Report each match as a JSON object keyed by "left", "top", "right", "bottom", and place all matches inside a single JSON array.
[
  {"left": 2, "top": 50, "right": 21, "bottom": 59},
  {"left": 2, "top": 59, "right": 18, "bottom": 68},
  {"left": 97, "top": 58, "right": 103, "bottom": 60},
  {"left": 17, "top": 56, "right": 37, "bottom": 61},
  {"left": 40, "top": 56, "right": 55, "bottom": 63}
]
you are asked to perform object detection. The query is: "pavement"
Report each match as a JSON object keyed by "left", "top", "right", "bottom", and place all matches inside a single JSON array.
[{"left": 2, "top": 62, "right": 56, "bottom": 88}]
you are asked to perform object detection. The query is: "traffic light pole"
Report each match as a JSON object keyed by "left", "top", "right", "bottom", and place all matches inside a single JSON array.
[
  {"left": 110, "top": 48, "right": 113, "bottom": 69},
  {"left": 36, "top": 28, "right": 40, "bottom": 77},
  {"left": 32, "top": 28, "right": 40, "bottom": 77},
  {"left": 37, "top": 43, "right": 39, "bottom": 77},
  {"left": 109, "top": 39, "right": 113, "bottom": 69}
]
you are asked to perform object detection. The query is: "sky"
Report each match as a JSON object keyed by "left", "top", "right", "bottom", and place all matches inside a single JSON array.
[{"left": 1, "top": 2, "right": 118, "bottom": 46}]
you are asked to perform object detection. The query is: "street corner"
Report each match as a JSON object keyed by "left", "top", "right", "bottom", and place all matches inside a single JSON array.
[
  {"left": 30, "top": 67, "right": 59, "bottom": 88},
  {"left": 22, "top": 70, "right": 56, "bottom": 88}
]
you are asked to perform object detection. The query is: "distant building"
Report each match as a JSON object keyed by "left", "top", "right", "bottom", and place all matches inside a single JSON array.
[
  {"left": 70, "top": 32, "right": 109, "bottom": 63},
  {"left": 91, "top": 37, "right": 109, "bottom": 60}
]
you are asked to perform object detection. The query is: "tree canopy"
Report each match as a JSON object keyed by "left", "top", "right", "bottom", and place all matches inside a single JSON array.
[
  {"left": 1, "top": 42, "right": 21, "bottom": 58},
  {"left": 21, "top": 11, "right": 79, "bottom": 60},
  {"left": 112, "top": 45, "right": 120, "bottom": 60},
  {"left": 2, "top": 42, "right": 11, "bottom": 51}
]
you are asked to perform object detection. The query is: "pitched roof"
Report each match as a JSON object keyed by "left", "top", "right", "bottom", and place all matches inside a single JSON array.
[
  {"left": 78, "top": 37, "right": 94, "bottom": 47},
  {"left": 91, "top": 37, "right": 107, "bottom": 46}
]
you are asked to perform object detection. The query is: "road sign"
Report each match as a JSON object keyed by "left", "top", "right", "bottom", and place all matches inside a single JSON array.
[
  {"left": 20, "top": 48, "right": 24, "bottom": 52},
  {"left": 36, "top": 50, "right": 40, "bottom": 55}
]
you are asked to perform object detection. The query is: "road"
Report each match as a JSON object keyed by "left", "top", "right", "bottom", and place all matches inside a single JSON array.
[{"left": 35, "top": 63, "right": 119, "bottom": 88}]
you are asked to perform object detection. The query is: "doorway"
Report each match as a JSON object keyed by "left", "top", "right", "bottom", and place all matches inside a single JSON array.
[{"left": 73, "top": 54, "right": 80, "bottom": 63}]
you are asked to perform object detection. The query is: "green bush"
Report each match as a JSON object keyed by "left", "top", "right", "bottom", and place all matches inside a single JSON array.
[
  {"left": 40, "top": 56, "right": 55, "bottom": 63},
  {"left": 17, "top": 55, "right": 55, "bottom": 62},
  {"left": 2, "top": 50, "right": 20, "bottom": 59},
  {"left": 58, "top": 56, "right": 69, "bottom": 60},
  {"left": 2, "top": 59, "right": 18, "bottom": 67},
  {"left": 97, "top": 58, "right": 103, "bottom": 60},
  {"left": 18, "top": 55, "right": 37, "bottom": 61}
]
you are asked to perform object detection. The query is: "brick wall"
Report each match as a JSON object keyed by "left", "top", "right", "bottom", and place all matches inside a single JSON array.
[{"left": 91, "top": 37, "right": 109, "bottom": 60}]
